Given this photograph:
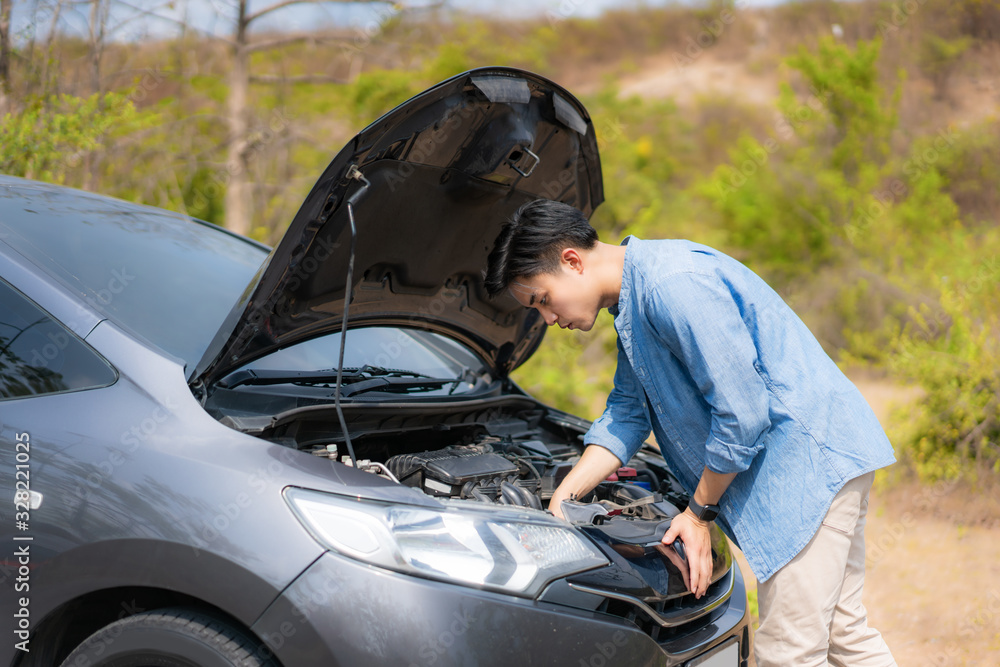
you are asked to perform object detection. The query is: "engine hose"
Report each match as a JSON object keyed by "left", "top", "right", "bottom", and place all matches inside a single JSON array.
[
  {"left": 524, "top": 486, "right": 544, "bottom": 511},
  {"left": 636, "top": 468, "right": 661, "bottom": 490},
  {"left": 499, "top": 481, "right": 523, "bottom": 506},
  {"left": 471, "top": 487, "right": 492, "bottom": 503}
]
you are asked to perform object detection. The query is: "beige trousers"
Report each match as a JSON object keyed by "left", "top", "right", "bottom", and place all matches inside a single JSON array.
[{"left": 754, "top": 471, "right": 897, "bottom": 667}]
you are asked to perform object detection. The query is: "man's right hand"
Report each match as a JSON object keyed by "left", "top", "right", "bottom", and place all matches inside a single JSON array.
[{"left": 548, "top": 444, "right": 624, "bottom": 520}]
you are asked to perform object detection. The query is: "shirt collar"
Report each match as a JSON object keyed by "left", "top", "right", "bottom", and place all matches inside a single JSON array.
[{"left": 608, "top": 235, "right": 636, "bottom": 320}]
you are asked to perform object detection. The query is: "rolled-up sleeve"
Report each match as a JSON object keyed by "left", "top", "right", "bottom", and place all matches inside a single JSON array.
[
  {"left": 583, "top": 335, "right": 652, "bottom": 466},
  {"left": 644, "top": 272, "right": 771, "bottom": 474}
]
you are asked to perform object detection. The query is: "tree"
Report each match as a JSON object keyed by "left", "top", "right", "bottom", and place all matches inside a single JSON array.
[
  {"left": 0, "top": 0, "right": 11, "bottom": 107},
  {"left": 223, "top": 0, "right": 398, "bottom": 236}
]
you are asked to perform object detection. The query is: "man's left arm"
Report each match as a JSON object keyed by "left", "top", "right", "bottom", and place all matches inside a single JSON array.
[{"left": 645, "top": 270, "right": 772, "bottom": 598}]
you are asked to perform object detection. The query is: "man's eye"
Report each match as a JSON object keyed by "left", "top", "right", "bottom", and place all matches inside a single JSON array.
[{"left": 540, "top": 297, "right": 547, "bottom": 305}]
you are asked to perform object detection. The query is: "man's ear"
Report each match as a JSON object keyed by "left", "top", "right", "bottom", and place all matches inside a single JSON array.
[{"left": 561, "top": 247, "right": 584, "bottom": 273}]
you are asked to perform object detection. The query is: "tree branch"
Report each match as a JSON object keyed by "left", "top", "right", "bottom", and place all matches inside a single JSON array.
[
  {"left": 114, "top": 0, "right": 237, "bottom": 46},
  {"left": 245, "top": 32, "right": 352, "bottom": 52},
  {"left": 250, "top": 73, "right": 350, "bottom": 84},
  {"left": 245, "top": 0, "right": 394, "bottom": 26}
]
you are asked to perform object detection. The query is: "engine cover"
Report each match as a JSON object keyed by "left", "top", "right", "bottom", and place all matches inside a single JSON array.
[{"left": 387, "top": 444, "right": 518, "bottom": 497}]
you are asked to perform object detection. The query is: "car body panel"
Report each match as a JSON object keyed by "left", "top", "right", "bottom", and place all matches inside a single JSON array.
[
  {"left": 250, "top": 549, "right": 750, "bottom": 666},
  {"left": 193, "top": 67, "right": 604, "bottom": 386},
  {"left": 0, "top": 233, "right": 104, "bottom": 343},
  {"left": 0, "top": 320, "right": 327, "bottom": 665}
]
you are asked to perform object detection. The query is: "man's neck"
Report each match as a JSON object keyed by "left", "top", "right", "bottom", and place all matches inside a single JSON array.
[{"left": 592, "top": 241, "right": 628, "bottom": 311}]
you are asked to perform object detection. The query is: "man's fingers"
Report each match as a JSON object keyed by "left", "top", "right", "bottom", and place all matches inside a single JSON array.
[
  {"left": 697, "top": 551, "right": 711, "bottom": 597},
  {"left": 687, "top": 543, "right": 710, "bottom": 598}
]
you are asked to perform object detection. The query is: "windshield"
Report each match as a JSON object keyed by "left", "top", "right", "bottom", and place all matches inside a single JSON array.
[
  {"left": 0, "top": 184, "right": 268, "bottom": 370},
  {"left": 239, "top": 327, "right": 488, "bottom": 383}
]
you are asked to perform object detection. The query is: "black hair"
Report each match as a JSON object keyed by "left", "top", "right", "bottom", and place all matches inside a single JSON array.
[{"left": 485, "top": 199, "right": 599, "bottom": 299}]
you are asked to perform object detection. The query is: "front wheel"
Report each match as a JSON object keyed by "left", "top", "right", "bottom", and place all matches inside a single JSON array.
[{"left": 59, "top": 607, "right": 277, "bottom": 667}]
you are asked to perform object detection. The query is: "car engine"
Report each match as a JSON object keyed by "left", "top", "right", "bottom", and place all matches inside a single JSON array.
[
  {"left": 307, "top": 431, "right": 685, "bottom": 530},
  {"left": 384, "top": 438, "right": 571, "bottom": 510}
]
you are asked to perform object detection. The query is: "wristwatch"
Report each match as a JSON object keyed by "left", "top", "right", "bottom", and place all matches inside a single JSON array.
[{"left": 687, "top": 497, "right": 721, "bottom": 522}]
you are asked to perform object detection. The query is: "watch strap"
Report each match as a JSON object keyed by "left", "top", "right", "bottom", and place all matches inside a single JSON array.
[{"left": 687, "top": 497, "right": 720, "bottom": 522}]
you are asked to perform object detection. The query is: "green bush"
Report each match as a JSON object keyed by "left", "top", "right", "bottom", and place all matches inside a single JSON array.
[
  {"left": 0, "top": 92, "right": 148, "bottom": 184},
  {"left": 886, "top": 260, "right": 1000, "bottom": 479}
]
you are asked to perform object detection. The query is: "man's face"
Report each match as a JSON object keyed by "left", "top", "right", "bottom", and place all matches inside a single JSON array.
[{"left": 508, "top": 249, "right": 603, "bottom": 331}]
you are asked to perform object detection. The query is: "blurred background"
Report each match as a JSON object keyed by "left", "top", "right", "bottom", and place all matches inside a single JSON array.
[{"left": 1, "top": 0, "right": 998, "bottom": 661}]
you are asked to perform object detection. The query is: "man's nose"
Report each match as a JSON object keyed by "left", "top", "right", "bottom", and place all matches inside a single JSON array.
[{"left": 540, "top": 308, "right": 558, "bottom": 326}]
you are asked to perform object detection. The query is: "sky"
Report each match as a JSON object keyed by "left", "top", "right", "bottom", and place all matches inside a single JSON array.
[{"left": 10, "top": 0, "right": 789, "bottom": 43}]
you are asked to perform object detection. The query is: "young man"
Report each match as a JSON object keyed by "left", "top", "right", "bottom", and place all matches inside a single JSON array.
[{"left": 485, "top": 199, "right": 898, "bottom": 667}]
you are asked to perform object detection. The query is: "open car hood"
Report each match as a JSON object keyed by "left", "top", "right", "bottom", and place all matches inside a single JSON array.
[{"left": 191, "top": 67, "right": 603, "bottom": 387}]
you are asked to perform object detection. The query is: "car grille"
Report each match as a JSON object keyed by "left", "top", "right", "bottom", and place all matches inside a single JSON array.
[{"left": 569, "top": 566, "right": 735, "bottom": 644}]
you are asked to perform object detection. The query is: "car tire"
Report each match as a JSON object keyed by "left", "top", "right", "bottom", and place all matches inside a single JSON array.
[{"left": 59, "top": 607, "right": 276, "bottom": 667}]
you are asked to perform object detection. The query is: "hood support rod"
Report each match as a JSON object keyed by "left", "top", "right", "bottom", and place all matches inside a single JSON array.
[{"left": 334, "top": 164, "right": 371, "bottom": 469}]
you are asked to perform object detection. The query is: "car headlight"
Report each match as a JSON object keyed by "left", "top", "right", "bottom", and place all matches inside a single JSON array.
[{"left": 283, "top": 486, "right": 608, "bottom": 597}]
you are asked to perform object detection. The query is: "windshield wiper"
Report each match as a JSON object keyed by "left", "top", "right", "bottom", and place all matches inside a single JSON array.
[
  {"left": 338, "top": 376, "right": 463, "bottom": 397},
  {"left": 216, "top": 365, "right": 436, "bottom": 390}
]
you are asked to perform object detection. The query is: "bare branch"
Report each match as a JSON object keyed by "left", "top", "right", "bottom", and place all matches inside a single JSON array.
[
  {"left": 243, "top": 29, "right": 355, "bottom": 52},
  {"left": 250, "top": 73, "right": 349, "bottom": 84},
  {"left": 244, "top": 0, "right": 394, "bottom": 26},
  {"left": 114, "top": 0, "right": 237, "bottom": 45}
]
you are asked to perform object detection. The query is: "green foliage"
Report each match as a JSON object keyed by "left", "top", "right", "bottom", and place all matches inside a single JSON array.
[
  {"left": 786, "top": 37, "right": 901, "bottom": 180},
  {"left": 511, "top": 311, "right": 617, "bottom": 417},
  {"left": 0, "top": 92, "right": 149, "bottom": 183},
  {"left": 181, "top": 166, "right": 226, "bottom": 226},
  {"left": 917, "top": 34, "right": 973, "bottom": 99},
  {"left": 343, "top": 68, "right": 423, "bottom": 127},
  {"left": 885, "top": 249, "right": 1000, "bottom": 480},
  {"left": 698, "top": 39, "right": 902, "bottom": 282},
  {"left": 928, "top": 121, "right": 1000, "bottom": 225}
]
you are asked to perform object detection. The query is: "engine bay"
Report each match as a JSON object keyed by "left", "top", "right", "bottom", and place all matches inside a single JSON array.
[
  {"left": 297, "top": 419, "right": 690, "bottom": 540},
  {"left": 234, "top": 396, "right": 734, "bottom": 617}
]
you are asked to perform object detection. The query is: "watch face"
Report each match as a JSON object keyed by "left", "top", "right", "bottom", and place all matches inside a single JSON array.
[{"left": 690, "top": 499, "right": 719, "bottom": 521}]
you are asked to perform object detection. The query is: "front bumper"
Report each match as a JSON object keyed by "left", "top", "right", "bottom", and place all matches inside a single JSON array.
[{"left": 251, "top": 550, "right": 751, "bottom": 666}]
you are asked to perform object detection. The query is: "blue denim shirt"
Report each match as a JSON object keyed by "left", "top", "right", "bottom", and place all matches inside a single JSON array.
[{"left": 584, "top": 236, "right": 895, "bottom": 582}]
